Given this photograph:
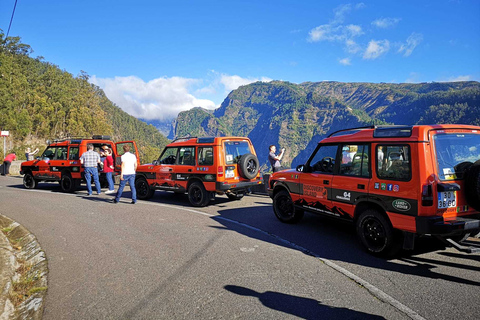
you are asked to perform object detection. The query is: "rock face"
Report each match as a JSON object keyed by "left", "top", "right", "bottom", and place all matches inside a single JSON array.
[{"left": 171, "top": 81, "right": 480, "bottom": 170}]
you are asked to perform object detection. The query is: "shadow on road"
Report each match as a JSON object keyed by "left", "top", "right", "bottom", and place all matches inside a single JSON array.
[
  {"left": 212, "top": 199, "right": 480, "bottom": 287},
  {"left": 224, "top": 285, "right": 385, "bottom": 320}
]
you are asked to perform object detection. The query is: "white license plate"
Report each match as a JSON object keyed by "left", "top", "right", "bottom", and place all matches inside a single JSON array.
[
  {"left": 225, "top": 170, "right": 235, "bottom": 178},
  {"left": 438, "top": 191, "right": 456, "bottom": 209}
]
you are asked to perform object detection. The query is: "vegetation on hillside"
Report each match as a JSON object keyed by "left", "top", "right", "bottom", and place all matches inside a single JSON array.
[
  {"left": 173, "top": 80, "right": 480, "bottom": 170},
  {"left": 0, "top": 32, "right": 169, "bottom": 162}
]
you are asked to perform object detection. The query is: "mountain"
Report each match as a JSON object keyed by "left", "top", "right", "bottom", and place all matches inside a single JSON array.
[
  {"left": 172, "top": 80, "right": 480, "bottom": 170},
  {"left": 0, "top": 33, "right": 169, "bottom": 162}
]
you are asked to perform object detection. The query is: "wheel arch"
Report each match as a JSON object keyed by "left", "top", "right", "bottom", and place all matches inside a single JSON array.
[{"left": 354, "top": 201, "right": 392, "bottom": 227}]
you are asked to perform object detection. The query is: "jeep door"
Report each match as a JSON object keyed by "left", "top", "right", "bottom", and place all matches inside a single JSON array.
[
  {"left": 153, "top": 147, "right": 180, "bottom": 191},
  {"left": 175, "top": 146, "right": 196, "bottom": 190},
  {"left": 299, "top": 144, "right": 337, "bottom": 214},
  {"left": 332, "top": 144, "right": 371, "bottom": 219},
  {"left": 115, "top": 141, "right": 140, "bottom": 169}
]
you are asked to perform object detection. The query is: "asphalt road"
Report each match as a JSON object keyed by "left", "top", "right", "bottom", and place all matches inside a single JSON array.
[{"left": 0, "top": 176, "right": 479, "bottom": 320}]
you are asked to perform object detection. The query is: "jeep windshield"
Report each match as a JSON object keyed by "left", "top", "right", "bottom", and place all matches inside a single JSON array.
[
  {"left": 224, "top": 141, "right": 251, "bottom": 165},
  {"left": 433, "top": 133, "right": 480, "bottom": 180}
]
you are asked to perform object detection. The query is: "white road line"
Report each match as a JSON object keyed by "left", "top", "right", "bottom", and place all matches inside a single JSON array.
[{"left": 17, "top": 189, "right": 425, "bottom": 320}]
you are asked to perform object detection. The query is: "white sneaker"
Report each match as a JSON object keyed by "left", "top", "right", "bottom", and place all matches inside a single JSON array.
[{"left": 105, "top": 190, "right": 115, "bottom": 194}]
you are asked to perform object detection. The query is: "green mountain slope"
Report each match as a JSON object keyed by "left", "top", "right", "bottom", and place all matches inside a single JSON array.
[
  {"left": 173, "top": 80, "right": 480, "bottom": 170},
  {"left": 0, "top": 33, "right": 169, "bottom": 162}
]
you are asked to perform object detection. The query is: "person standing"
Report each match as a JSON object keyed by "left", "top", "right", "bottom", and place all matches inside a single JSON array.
[
  {"left": 80, "top": 143, "right": 102, "bottom": 195},
  {"left": 103, "top": 148, "right": 115, "bottom": 194},
  {"left": 25, "top": 148, "right": 39, "bottom": 161},
  {"left": 113, "top": 145, "right": 138, "bottom": 204},
  {"left": 1, "top": 152, "right": 16, "bottom": 175},
  {"left": 268, "top": 145, "right": 285, "bottom": 173}
]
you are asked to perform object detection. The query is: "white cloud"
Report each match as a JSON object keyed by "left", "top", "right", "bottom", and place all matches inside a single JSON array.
[
  {"left": 372, "top": 17, "right": 401, "bottom": 29},
  {"left": 363, "top": 40, "right": 390, "bottom": 59},
  {"left": 339, "top": 58, "right": 351, "bottom": 65},
  {"left": 90, "top": 73, "right": 272, "bottom": 122},
  {"left": 398, "top": 32, "right": 423, "bottom": 57},
  {"left": 220, "top": 74, "right": 272, "bottom": 93},
  {"left": 308, "top": 3, "right": 364, "bottom": 53},
  {"left": 445, "top": 75, "right": 472, "bottom": 82},
  {"left": 90, "top": 75, "right": 216, "bottom": 121}
]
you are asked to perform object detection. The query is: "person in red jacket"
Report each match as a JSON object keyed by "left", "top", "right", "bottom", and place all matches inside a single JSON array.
[
  {"left": 2, "top": 152, "right": 16, "bottom": 176},
  {"left": 103, "top": 148, "right": 115, "bottom": 194}
]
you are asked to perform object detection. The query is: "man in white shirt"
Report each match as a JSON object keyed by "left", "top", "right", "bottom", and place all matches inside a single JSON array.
[{"left": 113, "top": 144, "right": 138, "bottom": 204}]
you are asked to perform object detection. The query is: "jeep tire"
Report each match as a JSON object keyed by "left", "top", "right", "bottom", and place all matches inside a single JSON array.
[
  {"left": 238, "top": 153, "right": 259, "bottom": 180},
  {"left": 23, "top": 173, "right": 38, "bottom": 189},
  {"left": 136, "top": 176, "right": 155, "bottom": 200},
  {"left": 61, "top": 173, "right": 78, "bottom": 193},
  {"left": 188, "top": 181, "right": 210, "bottom": 207},
  {"left": 356, "top": 209, "right": 401, "bottom": 257},
  {"left": 273, "top": 190, "right": 304, "bottom": 223}
]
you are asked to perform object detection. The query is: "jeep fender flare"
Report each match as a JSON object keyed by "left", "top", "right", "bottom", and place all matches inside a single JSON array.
[
  {"left": 353, "top": 199, "right": 389, "bottom": 224},
  {"left": 271, "top": 180, "right": 293, "bottom": 198}
]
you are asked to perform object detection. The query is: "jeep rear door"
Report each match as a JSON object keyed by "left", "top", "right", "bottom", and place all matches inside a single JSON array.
[
  {"left": 115, "top": 141, "right": 140, "bottom": 168},
  {"left": 332, "top": 144, "right": 371, "bottom": 219}
]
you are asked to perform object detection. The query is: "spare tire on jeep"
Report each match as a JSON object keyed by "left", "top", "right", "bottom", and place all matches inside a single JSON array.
[
  {"left": 238, "top": 153, "right": 259, "bottom": 180},
  {"left": 464, "top": 160, "right": 480, "bottom": 211}
]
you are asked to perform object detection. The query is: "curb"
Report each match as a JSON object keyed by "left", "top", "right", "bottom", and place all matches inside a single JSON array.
[{"left": 0, "top": 215, "right": 47, "bottom": 320}]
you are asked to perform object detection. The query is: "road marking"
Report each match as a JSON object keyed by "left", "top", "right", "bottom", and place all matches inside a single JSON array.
[{"left": 18, "top": 188, "right": 425, "bottom": 319}]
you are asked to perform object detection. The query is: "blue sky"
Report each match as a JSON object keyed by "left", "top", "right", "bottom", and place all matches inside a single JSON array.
[{"left": 1, "top": 0, "right": 479, "bottom": 122}]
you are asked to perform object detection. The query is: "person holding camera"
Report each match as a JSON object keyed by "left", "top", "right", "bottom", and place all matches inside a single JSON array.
[{"left": 268, "top": 145, "right": 285, "bottom": 173}]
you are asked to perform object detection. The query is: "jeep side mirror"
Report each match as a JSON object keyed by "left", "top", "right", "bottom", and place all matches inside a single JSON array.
[
  {"left": 296, "top": 164, "right": 304, "bottom": 172},
  {"left": 152, "top": 160, "right": 158, "bottom": 166}
]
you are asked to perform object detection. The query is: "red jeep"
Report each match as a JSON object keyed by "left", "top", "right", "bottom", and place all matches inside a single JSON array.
[
  {"left": 20, "top": 136, "right": 139, "bottom": 192},
  {"left": 268, "top": 125, "right": 480, "bottom": 256},
  {"left": 135, "top": 137, "right": 263, "bottom": 206}
]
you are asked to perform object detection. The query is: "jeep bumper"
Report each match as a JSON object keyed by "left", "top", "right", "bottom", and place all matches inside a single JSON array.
[
  {"left": 416, "top": 214, "right": 480, "bottom": 235},
  {"left": 216, "top": 180, "right": 263, "bottom": 192}
]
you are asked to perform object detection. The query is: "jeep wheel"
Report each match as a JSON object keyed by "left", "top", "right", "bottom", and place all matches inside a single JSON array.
[
  {"left": 61, "top": 174, "right": 78, "bottom": 193},
  {"left": 23, "top": 173, "right": 38, "bottom": 189},
  {"left": 238, "top": 153, "right": 259, "bottom": 180},
  {"left": 273, "top": 190, "right": 304, "bottom": 224},
  {"left": 464, "top": 160, "right": 480, "bottom": 211},
  {"left": 188, "top": 181, "right": 209, "bottom": 207},
  {"left": 136, "top": 177, "right": 155, "bottom": 200},
  {"left": 356, "top": 210, "right": 401, "bottom": 257}
]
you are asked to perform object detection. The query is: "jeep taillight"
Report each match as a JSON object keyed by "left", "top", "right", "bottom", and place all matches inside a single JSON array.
[
  {"left": 217, "top": 166, "right": 224, "bottom": 177},
  {"left": 422, "top": 184, "right": 433, "bottom": 206}
]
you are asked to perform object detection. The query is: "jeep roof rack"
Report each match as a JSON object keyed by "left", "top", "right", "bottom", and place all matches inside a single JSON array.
[
  {"left": 328, "top": 125, "right": 413, "bottom": 138},
  {"left": 172, "top": 136, "right": 197, "bottom": 143},
  {"left": 328, "top": 125, "right": 375, "bottom": 138}
]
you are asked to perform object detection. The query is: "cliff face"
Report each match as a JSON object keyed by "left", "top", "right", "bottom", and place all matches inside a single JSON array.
[{"left": 172, "top": 81, "right": 480, "bottom": 170}]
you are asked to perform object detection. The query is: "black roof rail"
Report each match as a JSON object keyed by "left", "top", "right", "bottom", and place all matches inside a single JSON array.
[
  {"left": 172, "top": 136, "right": 197, "bottom": 143},
  {"left": 328, "top": 125, "right": 412, "bottom": 138},
  {"left": 52, "top": 136, "right": 87, "bottom": 143},
  {"left": 328, "top": 125, "right": 375, "bottom": 138}
]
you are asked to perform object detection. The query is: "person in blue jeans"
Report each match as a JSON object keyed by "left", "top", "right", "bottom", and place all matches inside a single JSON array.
[
  {"left": 80, "top": 144, "right": 101, "bottom": 195},
  {"left": 113, "top": 144, "right": 138, "bottom": 204}
]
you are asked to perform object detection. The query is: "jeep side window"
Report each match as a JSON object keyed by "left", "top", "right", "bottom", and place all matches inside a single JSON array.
[
  {"left": 159, "top": 148, "right": 178, "bottom": 164},
  {"left": 69, "top": 147, "right": 79, "bottom": 160},
  {"left": 178, "top": 147, "right": 195, "bottom": 166},
  {"left": 377, "top": 145, "right": 411, "bottom": 180},
  {"left": 54, "top": 147, "right": 68, "bottom": 160},
  {"left": 308, "top": 145, "right": 338, "bottom": 173},
  {"left": 42, "top": 147, "right": 55, "bottom": 160},
  {"left": 340, "top": 144, "right": 370, "bottom": 177},
  {"left": 198, "top": 147, "right": 214, "bottom": 166}
]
